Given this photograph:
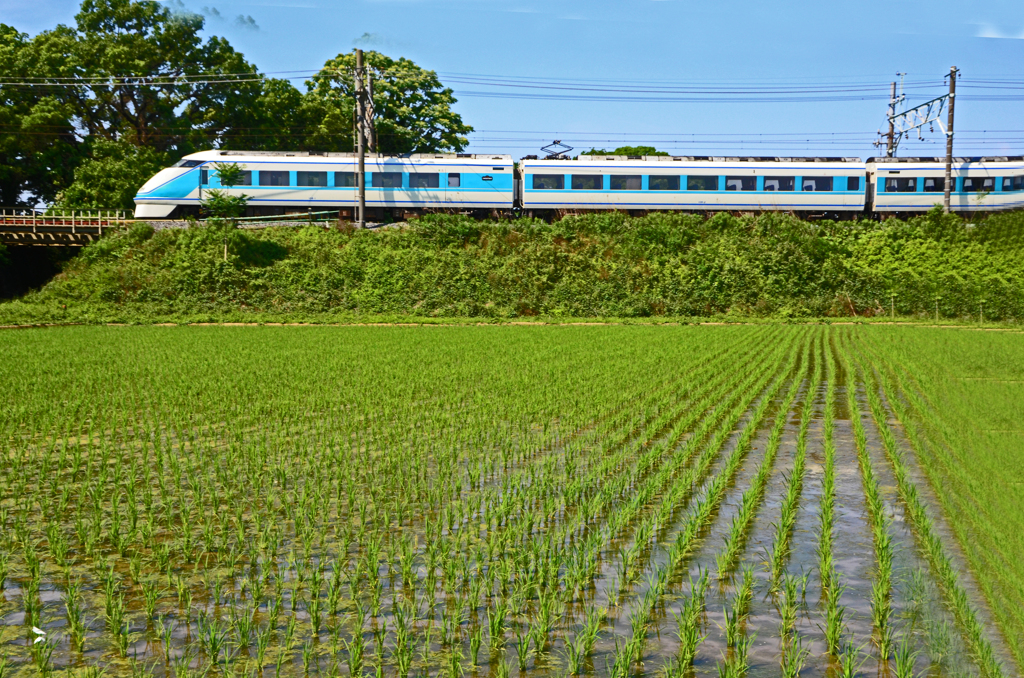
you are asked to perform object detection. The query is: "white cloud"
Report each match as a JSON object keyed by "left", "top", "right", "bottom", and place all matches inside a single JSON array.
[{"left": 975, "top": 23, "right": 1024, "bottom": 39}]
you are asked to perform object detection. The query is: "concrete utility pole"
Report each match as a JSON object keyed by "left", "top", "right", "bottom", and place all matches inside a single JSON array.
[
  {"left": 943, "top": 66, "right": 958, "bottom": 213},
  {"left": 886, "top": 81, "right": 897, "bottom": 157},
  {"left": 355, "top": 49, "right": 366, "bottom": 228}
]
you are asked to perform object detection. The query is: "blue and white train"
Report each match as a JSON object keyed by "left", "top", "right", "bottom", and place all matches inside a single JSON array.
[
  {"left": 134, "top": 149, "right": 1024, "bottom": 219},
  {"left": 134, "top": 150, "right": 515, "bottom": 219}
]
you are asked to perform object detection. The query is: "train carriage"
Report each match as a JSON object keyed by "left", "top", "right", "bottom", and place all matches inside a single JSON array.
[
  {"left": 519, "top": 156, "right": 868, "bottom": 215},
  {"left": 867, "top": 156, "right": 1024, "bottom": 213},
  {"left": 134, "top": 150, "right": 515, "bottom": 219}
]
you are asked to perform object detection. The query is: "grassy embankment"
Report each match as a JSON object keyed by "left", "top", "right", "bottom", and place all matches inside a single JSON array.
[{"left": 1, "top": 208, "right": 1023, "bottom": 324}]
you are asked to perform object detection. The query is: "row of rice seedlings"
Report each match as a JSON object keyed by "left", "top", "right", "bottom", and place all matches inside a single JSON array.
[
  {"left": 767, "top": 335, "right": 821, "bottom": 586},
  {"left": 663, "top": 570, "right": 711, "bottom": 676},
  {"left": 717, "top": 567, "right": 756, "bottom": 677},
  {"left": 817, "top": 336, "right": 847, "bottom": 658},
  {"left": 837, "top": 335, "right": 898, "bottom": 665},
  {"left": 853, "top": 339, "right": 1006, "bottom": 678}
]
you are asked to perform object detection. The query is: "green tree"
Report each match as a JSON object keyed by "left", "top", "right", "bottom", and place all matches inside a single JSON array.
[
  {"left": 0, "top": 24, "right": 82, "bottom": 205},
  {"left": 2, "top": 3, "right": 475, "bottom": 207},
  {"left": 304, "top": 50, "right": 473, "bottom": 153},
  {"left": 57, "top": 138, "right": 168, "bottom": 209},
  {"left": 581, "top": 146, "right": 669, "bottom": 157},
  {"left": 27, "top": 0, "right": 273, "bottom": 154}
]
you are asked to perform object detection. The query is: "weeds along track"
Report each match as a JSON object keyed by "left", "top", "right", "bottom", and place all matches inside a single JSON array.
[{"left": 0, "top": 325, "right": 1018, "bottom": 678}]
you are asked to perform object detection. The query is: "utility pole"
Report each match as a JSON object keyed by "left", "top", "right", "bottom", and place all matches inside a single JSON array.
[
  {"left": 943, "top": 66, "right": 958, "bottom": 213},
  {"left": 355, "top": 49, "right": 366, "bottom": 228},
  {"left": 366, "top": 70, "right": 377, "bottom": 153},
  {"left": 886, "top": 81, "right": 896, "bottom": 157}
]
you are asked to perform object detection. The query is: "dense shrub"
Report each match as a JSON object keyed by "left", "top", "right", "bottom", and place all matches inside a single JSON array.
[{"left": 3, "top": 208, "right": 1023, "bottom": 321}]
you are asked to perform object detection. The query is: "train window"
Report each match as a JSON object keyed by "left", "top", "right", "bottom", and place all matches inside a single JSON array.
[
  {"left": 763, "top": 177, "right": 795, "bottom": 192},
  {"left": 610, "top": 175, "right": 642, "bottom": 190},
  {"left": 297, "top": 171, "right": 328, "bottom": 187},
  {"left": 232, "top": 170, "right": 252, "bottom": 186},
  {"left": 802, "top": 177, "right": 834, "bottom": 192},
  {"left": 687, "top": 176, "right": 719, "bottom": 191},
  {"left": 847, "top": 176, "right": 860, "bottom": 191},
  {"left": 334, "top": 172, "right": 356, "bottom": 187},
  {"left": 1003, "top": 177, "right": 1014, "bottom": 192},
  {"left": 884, "top": 177, "right": 915, "bottom": 193},
  {"left": 923, "top": 178, "right": 945, "bottom": 193},
  {"left": 448, "top": 173, "right": 461, "bottom": 188},
  {"left": 1016, "top": 176, "right": 1024, "bottom": 191},
  {"left": 726, "top": 176, "right": 756, "bottom": 191},
  {"left": 200, "top": 169, "right": 209, "bottom": 185},
  {"left": 410, "top": 173, "right": 440, "bottom": 188},
  {"left": 572, "top": 175, "right": 603, "bottom": 190},
  {"left": 532, "top": 174, "right": 565, "bottom": 190},
  {"left": 648, "top": 176, "right": 681, "bottom": 190},
  {"left": 961, "top": 177, "right": 995, "bottom": 193},
  {"left": 175, "top": 159, "right": 202, "bottom": 168},
  {"left": 371, "top": 172, "right": 403, "bottom": 188},
  {"left": 259, "top": 171, "right": 290, "bottom": 187}
]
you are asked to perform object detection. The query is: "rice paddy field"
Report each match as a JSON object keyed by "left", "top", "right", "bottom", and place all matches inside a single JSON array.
[{"left": 0, "top": 325, "right": 1021, "bottom": 678}]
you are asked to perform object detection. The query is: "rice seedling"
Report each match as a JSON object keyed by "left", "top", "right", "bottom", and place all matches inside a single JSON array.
[
  {"left": 723, "top": 604, "right": 743, "bottom": 647},
  {"left": 30, "top": 628, "right": 58, "bottom": 677},
  {"left": 894, "top": 632, "right": 921, "bottom": 678},
  {"left": 780, "top": 635, "right": 810, "bottom": 678},
  {"left": 301, "top": 638, "right": 316, "bottom": 675},
  {"left": 672, "top": 571, "right": 710, "bottom": 667},
  {"left": 62, "top": 578, "right": 87, "bottom": 650},
  {"left": 468, "top": 624, "right": 483, "bottom": 665},
  {"left": 838, "top": 641, "right": 868, "bottom": 678},
  {"left": 777, "top": 574, "right": 802, "bottom": 643},
  {"left": 821, "top": 584, "right": 847, "bottom": 656},
  {"left": 513, "top": 627, "right": 534, "bottom": 672}
]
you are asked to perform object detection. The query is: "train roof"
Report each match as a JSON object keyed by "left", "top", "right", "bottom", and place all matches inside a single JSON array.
[
  {"left": 187, "top": 150, "right": 513, "bottom": 161},
  {"left": 522, "top": 155, "right": 862, "bottom": 163},
  {"left": 866, "top": 156, "right": 1024, "bottom": 163}
]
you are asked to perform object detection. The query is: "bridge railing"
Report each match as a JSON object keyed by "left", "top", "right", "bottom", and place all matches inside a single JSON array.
[
  {"left": 1, "top": 208, "right": 130, "bottom": 222},
  {"left": 0, "top": 208, "right": 132, "bottom": 245}
]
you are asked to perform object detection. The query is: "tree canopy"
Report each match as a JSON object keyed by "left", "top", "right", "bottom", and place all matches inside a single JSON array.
[
  {"left": 581, "top": 146, "right": 669, "bottom": 157},
  {"left": 304, "top": 51, "right": 472, "bottom": 154},
  {"left": 0, "top": 0, "right": 473, "bottom": 208}
]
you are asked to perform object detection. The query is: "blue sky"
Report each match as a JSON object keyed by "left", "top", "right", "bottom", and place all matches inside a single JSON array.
[{"left": 5, "top": 0, "right": 1024, "bottom": 158}]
